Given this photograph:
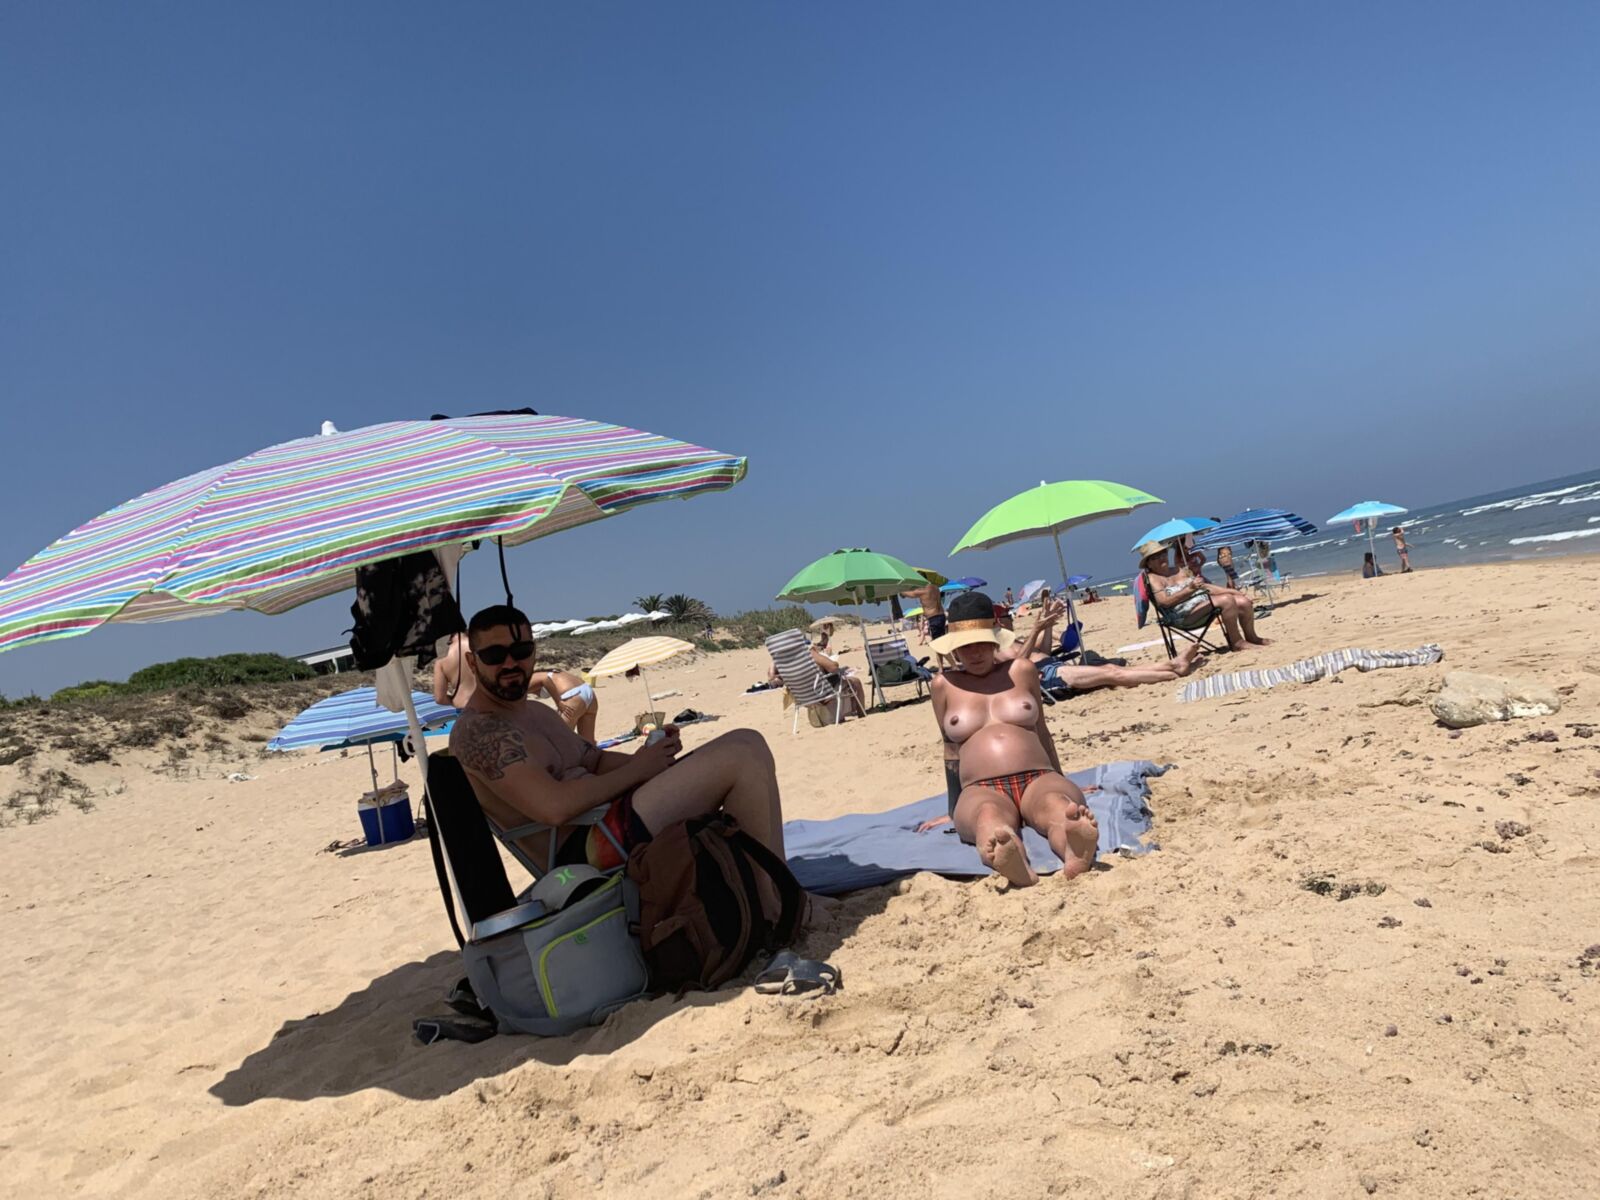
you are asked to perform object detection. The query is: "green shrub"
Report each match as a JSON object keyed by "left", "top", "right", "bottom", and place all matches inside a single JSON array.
[
  {"left": 50, "top": 682, "right": 120, "bottom": 704},
  {"left": 125, "top": 653, "right": 314, "bottom": 692}
]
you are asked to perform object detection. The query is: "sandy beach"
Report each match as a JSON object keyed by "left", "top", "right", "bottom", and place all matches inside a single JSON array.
[{"left": 3, "top": 557, "right": 1599, "bottom": 1198}]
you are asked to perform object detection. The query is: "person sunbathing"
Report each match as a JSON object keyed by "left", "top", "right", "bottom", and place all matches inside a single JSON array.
[
  {"left": 767, "top": 643, "right": 867, "bottom": 717},
  {"left": 452, "top": 604, "right": 789, "bottom": 871},
  {"left": 1138, "top": 541, "right": 1270, "bottom": 651},
  {"left": 929, "top": 591, "right": 1099, "bottom": 888},
  {"left": 525, "top": 669, "right": 600, "bottom": 741},
  {"left": 1000, "top": 597, "right": 1203, "bottom": 688}
]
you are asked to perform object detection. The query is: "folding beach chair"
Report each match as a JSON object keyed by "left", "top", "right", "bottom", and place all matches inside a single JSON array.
[
  {"left": 765, "top": 628, "right": 861, "bottom": 733},
  {"left": 428, "top": 749, "right": 627, "bottom": 884},
  {"left": 486, "top": 806, "right": 627, "bottom": 883},
  {"left": 1140, "top": 569, "right": 1227, "bottom": 658},
  {"left": 864, "top": 635, "right": 933, "bottom": 705},
  {"left": 1233, "top": 560, "right": 1279, "bottom": 609}
]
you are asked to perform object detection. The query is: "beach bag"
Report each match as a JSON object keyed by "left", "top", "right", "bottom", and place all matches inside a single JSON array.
[
  {"left": 627, "top": 813, "right": 805, "bottom": 992},
  {"left": 459, "top": 866, "right": 651, "bottom": 1036},
  {"left": 875, "top": 657, "right": 917, "bottom": 685}
]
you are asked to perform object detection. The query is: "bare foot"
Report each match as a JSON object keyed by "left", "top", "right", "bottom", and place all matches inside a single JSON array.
[
  {"left": 1227, "top": 638, "right": 1248, "bottom": 652},
  {"left": 1245, "top": 635, "right": 1272, "bottom": 646},
  {"left": 982, "top": 826, "right": 1039, "bottom": 888},
  {"left": 1173, "top": 642, "right": 1204, "bottom": 676},
  {"left": 1054, "top": 810, "right": 1100, "bottom": 880}
]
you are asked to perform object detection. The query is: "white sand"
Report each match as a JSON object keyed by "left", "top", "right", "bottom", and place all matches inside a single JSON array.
[{"left": 3, "top": 558, "right": 1599, "bottom": 1198}]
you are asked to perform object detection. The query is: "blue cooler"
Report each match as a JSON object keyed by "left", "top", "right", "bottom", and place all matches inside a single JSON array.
[{"left": 358, "top": 784, "right": 415, "bottom": 846}]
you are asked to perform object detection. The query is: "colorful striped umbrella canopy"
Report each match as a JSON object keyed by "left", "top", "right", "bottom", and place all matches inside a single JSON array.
[
  {"left": 1017, "top": 579, "right": 1048, "bottom": 604},
  {"left": 0, "top": 413, "right": 747, "bottom": 655},
  {"left": 267, "top": 686, "right": 456, "bottom": 751},
  {"left": 1193, "top": 509, "right": 1317, "bottom": 550}
]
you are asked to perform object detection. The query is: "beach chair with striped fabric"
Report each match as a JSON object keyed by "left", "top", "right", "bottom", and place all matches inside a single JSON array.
[
  {"left": 864, "top": 635, "right": 933, "bottom": 705},
  {"left": 765, "top": 628, "right": 859, "bottom": 734}
]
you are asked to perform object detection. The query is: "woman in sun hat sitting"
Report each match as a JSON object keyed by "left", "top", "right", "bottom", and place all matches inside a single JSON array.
[
  {"left": 1139, "top": 541, "right": 1269, "bottom": 652},
  {"left": 929, "top": 591, "right": 1100, "bottom": 888}
]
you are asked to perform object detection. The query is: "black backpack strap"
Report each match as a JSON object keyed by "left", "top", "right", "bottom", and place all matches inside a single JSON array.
[{"left": 728, "top": 826, "right": 807, "bottom": 950}]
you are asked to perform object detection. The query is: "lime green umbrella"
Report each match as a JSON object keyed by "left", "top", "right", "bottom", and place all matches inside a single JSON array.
[
  {"left": 951, "top": 480, "right": 1163, "bottom": 656},
  {"left": 777, "top": 549, "right": 925, "bottom": 708}
]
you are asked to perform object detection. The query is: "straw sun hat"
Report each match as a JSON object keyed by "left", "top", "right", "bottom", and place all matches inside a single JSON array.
[
  {"left": 930, "top": 591, "right": 1003, "bottom": 655},
  {"left": 1135, "top": 540, "right": 1171, "bottom": 565}
]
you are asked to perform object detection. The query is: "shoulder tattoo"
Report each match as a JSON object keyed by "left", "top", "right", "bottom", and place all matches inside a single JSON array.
[{"left": 453, "top": 713, "right": 529, "bottom": 781}]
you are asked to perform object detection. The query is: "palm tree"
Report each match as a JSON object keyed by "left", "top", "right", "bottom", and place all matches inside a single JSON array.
[
  {"left": 661, "top": 593, "right": 712, "bottom": 623},
  {"left": 634, "top": 592, "right": 666, "bottom": 613}
]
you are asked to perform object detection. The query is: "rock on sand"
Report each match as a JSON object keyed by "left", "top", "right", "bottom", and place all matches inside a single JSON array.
[{"left": 1429, "top": 671, "right": 1562, "bottom": 729}]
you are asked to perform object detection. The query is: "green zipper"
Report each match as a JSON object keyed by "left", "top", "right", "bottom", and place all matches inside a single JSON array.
[{"left": 537, "top": 906, "right": 624, "bottom": 1017}]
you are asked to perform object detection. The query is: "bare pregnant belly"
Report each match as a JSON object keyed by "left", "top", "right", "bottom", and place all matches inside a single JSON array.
[{"left": 958, "top": 723, "right": 1052, "bottom": 786}]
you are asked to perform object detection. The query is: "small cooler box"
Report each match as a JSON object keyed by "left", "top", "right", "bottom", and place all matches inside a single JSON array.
[{"left": 358, "top": 781, "right": 415, "bottom": 846}]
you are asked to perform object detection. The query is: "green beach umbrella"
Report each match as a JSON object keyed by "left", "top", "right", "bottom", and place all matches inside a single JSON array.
[
  {"left": 777, "top": 549, "right": 925, "bottom": 709},
  {"left": 951, "top": 480, "right": 1163, "bottom": 656}
]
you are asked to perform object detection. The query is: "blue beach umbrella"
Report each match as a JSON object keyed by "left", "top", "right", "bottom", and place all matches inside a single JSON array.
[
  {"left": 1327, "top": 500, "right": 1408, "bottom": 559},
  {"left": 1193, "top": 509, "right": 1318, "bottom": 550},
  {"left": 1066, "top": 574, "right": 1092, "bottom": 588},
  {"left": 270, "top": 685, "right": 456, "bottom": 791},
  {"left": 939, "top": 576, "right": 987, "bottom": 594},
  {"left": 1131, "top": 517, "right": 1219, "bottom": 549}
]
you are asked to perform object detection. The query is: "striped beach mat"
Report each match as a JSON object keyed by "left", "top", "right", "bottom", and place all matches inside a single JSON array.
[{"left": 1177, "top": 644, "right": 1444, "bottom": 703}]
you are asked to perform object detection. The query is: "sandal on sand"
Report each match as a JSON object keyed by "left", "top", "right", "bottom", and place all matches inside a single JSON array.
[{"left": 754, "top": 949, "right": 841, "bottom": 997}]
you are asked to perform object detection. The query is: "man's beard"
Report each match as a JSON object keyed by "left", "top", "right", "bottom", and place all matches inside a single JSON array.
[{"left": 481, "top": 668, "right": 529, "bottom": 702}]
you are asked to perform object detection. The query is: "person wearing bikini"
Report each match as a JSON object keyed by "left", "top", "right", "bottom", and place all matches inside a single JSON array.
[
  {"left": 526, "top": 668, "right": 600, "bottom": 741},
  {"left": 929, "top": 591, "right": 1100, "bottom": 888}
]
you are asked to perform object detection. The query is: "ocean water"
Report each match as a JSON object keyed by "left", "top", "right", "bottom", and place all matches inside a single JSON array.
[{"left": 1262, "top": 467, "right": 1600, "bottom": 579}]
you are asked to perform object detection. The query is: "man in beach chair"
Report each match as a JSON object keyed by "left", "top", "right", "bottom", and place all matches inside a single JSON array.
[
  {"left": 765, "top": 628, "right": 867, "bottom": 731},
  {"left": 451, "top": 605, "right": 790, "bottom": 873}
]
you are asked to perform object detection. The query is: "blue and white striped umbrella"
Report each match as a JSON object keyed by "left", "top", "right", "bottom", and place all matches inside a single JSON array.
[
  {"left": 1193, "top": 509, "right": 1318, "bottom": 550},
  {"left": 268, "top": 687, "right": 456, "bottom": 752}
]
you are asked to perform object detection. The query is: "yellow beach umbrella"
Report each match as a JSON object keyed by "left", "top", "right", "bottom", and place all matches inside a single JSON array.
[{"left": 590, "top": 636, "right": 696, "bottom": 713}]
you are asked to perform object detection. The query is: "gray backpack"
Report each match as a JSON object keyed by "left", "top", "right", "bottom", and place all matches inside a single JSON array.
[
  {"left": 461, "top": 866, "right": 650, "bottom": 1036},
  {"left": 423, "top": 753, "right": 650, "bottom": 1037}
]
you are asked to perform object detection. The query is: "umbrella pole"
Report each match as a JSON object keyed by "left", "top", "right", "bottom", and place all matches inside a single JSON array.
[
  {"left": 855, "top": 589, "right": 884, "bottom": 711},
  {"left": 1051, "top": 530, "right": 1085, "bottom": 658},
  {"left": 364, "top": 742, "right": 380, "bottom": 793},
  {"left": 640, "top": 667, "right": 655, "bottom": 718}
]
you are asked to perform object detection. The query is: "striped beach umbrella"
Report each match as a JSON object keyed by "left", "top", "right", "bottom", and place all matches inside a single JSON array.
[
  {"left": 1193, "top": 508, "right": 1318, "bottom": 550},
  {"left": 268, "top": 686, "right": 457, "bottom": 751},
  {"left": 590, "top": 635, "right": 697, "bottom": 714},
  {"left": 0, "top": 413, "right": 747, "bottom": 655},
  {"left": 268, "top": 685, "right": 456, "bottom": 792}
]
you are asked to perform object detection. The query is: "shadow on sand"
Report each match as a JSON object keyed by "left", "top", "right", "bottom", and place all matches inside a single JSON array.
[{"left": 210, "top": 888, "right": 894, "bottom": 1106}]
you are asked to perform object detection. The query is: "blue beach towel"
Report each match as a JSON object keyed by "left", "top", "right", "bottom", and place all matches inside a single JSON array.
[{"left": 785, "top": 760, "right": 1167, "bottom": 896}]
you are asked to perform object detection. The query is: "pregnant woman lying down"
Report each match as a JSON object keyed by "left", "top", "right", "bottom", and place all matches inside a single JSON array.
[{"left": 929, "top": 591, "right": 1099, "bottom": 888}]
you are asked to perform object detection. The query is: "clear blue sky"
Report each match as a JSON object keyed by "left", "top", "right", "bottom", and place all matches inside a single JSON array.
[{"left": 4, "top": 3, "right": 1599, "bottom": 697}]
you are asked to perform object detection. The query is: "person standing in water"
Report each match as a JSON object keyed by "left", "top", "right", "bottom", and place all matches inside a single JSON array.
[{"left": 1391, "top": 527, "right": 1413, "bottom": 573}]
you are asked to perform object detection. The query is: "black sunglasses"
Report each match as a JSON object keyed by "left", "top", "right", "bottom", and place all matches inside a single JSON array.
[{"left": 474, "top": 640, "right": 535, "bottom": 666}]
